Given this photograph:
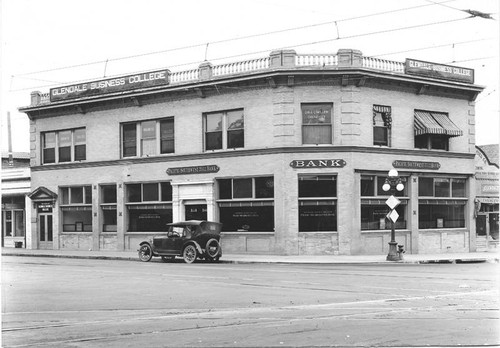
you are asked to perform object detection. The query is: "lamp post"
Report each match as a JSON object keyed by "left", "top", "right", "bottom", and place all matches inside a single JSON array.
[{"left": 382, "top": 169, "right": 404, "bottom": 261}]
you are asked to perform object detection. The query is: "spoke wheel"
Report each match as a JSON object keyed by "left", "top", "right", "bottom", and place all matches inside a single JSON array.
[
  {"left": 138, "top": 244, "right": 153, "bottom": 262},
  {"left": 183, "top": 245, "right": 197, "bottom": 264},
  {"left": 205, "top": 238, "right": 221, "bottom": 259}
]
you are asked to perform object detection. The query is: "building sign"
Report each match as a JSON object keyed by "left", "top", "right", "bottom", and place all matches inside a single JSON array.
[
  {"left": 481, "top": 184, "right": 499, "bottom": 194},
  {"left": 405, "top": 59, "right": 474, "bottom": 84},
  {"left": 37, "top": 202, "right": 53, "bottom": 213},
  {"left": 290, "top": 159, "right": 346, "bottom": 168},
  {"left": 50, "top": 69, "right": 170, "bottom": 102},
  {"left": 393, "top": 160, "right": 440, "bottom": 170},
  {"left": 166, "top": 165, "right": 220, "bottom": 175}
]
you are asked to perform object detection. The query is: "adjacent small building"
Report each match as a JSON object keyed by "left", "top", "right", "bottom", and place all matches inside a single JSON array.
[
  {"left": 1, "top": 152, "right": 31, "bottom": 248},
  {"left": 475, "top": 144, "right": 499, "bottom": 250},
  {"left": 19, "top": 48, "right": 486, "bottom": 255}
]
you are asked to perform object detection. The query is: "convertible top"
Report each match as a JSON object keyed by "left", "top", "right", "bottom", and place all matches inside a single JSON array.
[{"left": 167, "top": 220, "right": 223, "bottom": 235}]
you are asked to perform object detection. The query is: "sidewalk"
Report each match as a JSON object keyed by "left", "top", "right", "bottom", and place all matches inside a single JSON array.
[{"left": 2, "top": 247, "right": 499, "bottom": 264}]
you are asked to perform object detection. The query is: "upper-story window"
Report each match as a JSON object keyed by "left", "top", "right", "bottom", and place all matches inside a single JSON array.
[
  {"left": 414, "top": 110, "right": 462, "bottom": 151},
  {"left": 122, "top": 118, "right": 174, "bottom": 158},
  {"left": 204, "top": 109, "right": 244, "bottom": 151},
  {"left": 373, "top": 105, "right": 391, "bottom": 146},
  {"left": 42, "top": 128, "right": 86, "bottom": 164},
  {"left": 301, "top": 103, "right": 332, "bottom": 145}
]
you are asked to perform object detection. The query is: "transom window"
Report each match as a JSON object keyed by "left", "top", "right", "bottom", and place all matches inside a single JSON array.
[
  {"left": 418, "top": 177, "right": 466, "bottom": 197},
  {"left": 301, "top": 103, "right": 333, "bottom": 145},
  {"left": 204, "top": 109, "right": 244, "bottom": 151},
  {"left": 122, "top": 118, "right": 174, "bottom": 158},
  {"left": 42, "top": 128, "right": 86, "bottom": 164}
]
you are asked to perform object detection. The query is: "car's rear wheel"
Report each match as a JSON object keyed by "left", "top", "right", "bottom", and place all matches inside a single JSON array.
[
  {"left": 161, "top": 256, "right": 175, "bottom": 262},
  {"left": 183, "top": 245, "right": 197, "bottom": 264},
  {"left": 138, "top": 244, "right": 153, "bottom": 262}
]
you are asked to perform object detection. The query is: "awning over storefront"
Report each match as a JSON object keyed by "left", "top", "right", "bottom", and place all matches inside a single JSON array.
[{"left": 414, "top": 111, "right": 463, "bottom": 137}]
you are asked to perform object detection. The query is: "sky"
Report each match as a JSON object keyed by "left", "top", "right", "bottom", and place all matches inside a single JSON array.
[{"left": 1, "top": 0, "right": 498, "bottom": 152}]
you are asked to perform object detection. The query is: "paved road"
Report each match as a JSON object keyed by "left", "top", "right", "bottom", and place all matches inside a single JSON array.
[{"left": 2, "top": 256, "right": 499, "bottom": 347}]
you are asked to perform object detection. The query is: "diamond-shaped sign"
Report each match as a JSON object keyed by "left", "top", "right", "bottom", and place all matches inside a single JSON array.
[
  {"left": 387, "top": 209, "right": 399, "bottom": 223},
  {"left": 385, "top": 195, "right": 401, "bottom": 210}
]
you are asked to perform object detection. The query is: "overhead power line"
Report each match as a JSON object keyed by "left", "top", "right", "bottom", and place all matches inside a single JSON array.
[
  {"left": 9, "top": 15, "right": 479, "bottom": 92},
  {"left": 12, "top": 0, "right": 460, "bottom": 78}
]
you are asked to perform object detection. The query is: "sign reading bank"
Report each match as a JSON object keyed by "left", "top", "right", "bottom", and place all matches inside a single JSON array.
[{"left": 50, "top": 69, "right": 170, "bottom": 102}]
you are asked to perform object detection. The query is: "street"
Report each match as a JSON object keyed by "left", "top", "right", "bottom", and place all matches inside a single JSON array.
[{"left": 2, "top": 256, "right": 499, "bottom": 347}]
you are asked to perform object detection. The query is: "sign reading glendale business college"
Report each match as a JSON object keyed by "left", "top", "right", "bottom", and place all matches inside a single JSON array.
[
  {"left": 50, "top": 69, "right": 170, "bottom": 102},
  {"left": 405, "top": 59, "right": 474, "bottom": 84}
]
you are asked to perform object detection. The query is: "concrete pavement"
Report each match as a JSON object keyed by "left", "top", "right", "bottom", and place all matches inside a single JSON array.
[{"left": 2, "top": 247, "right": 499, "bottom": 264}]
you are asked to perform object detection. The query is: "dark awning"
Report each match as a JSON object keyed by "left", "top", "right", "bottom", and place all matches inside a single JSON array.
[{"left": 414, "top": 111, "right": 463, "bottom": 137}]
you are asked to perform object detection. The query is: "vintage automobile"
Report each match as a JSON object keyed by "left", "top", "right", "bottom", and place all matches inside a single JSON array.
[{"left": 138, "top": 220, "right": 222, "bottom": 264}]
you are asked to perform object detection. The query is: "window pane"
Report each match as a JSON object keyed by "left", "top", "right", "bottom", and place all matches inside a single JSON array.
[
  {"left": 102, "top": 185, "right": 117, "bottom": 203},
  {"left": 431, "top": 135, "right": 448, "bottom": 150},
  {"left": 373, "top": 127, "right": 388, "bottom": 146},
  {"left": 418, "top": 204, "right": 465, "bottom": 229},
  {"left": 255, "top": 177, "right": 274, "bottom": 198},
  {"left": 74, "top": 128, "right": 86, "bottom": 161},
  {"left": 452, "top": 179, "right": 466, "bottom": 197},
  {"left": 43, "top": 148, "right": 55, "bottom": 164},
  {"left": 70, "top": 187, "right": 84, "bottom": 204},
  {"left": 219, "top": 179, "right": 232, "bottom": 199},
  {"left": 74, "top": 145, "right": 86, "bottom": 161},
  {"left": 233, "top": 178, "right": 252, "bottom": 198},
  {"left": 434, "top": 178, "right": 450, "bottom": 197},
  {"left": 206, "top": 132, "right": 222, "bottom": 150},
  {"left": 227, "top": 129, "right": 244, "bottom": 148},
  {"left": 127, "top": 184, "right": 141, "bottom": 202},
  {"left": 220, "top": 206, "right": 274, "bottom": 232},
  {"left": 141, "top": 121, "right": 156, "bottom": 156},
  {"left": 302, "top": 125, "right": 332, "bottom": 144},
  {"left": 160, "top": 119, "right": 174, "bottom": 154},
  {"left": 161, "top": 182, "right": 172, "bottom": 201},
  {"left": 84, "top": 186, "right": 92, "bottom": 204},
  {"left": 299, "top": 175, "right": 336, "bottom": 197},
  {"left": 414, "top": 135, "right": 428, "bottom": 149},
  {"left": 302, "top": 104, "right": 332, "bottom": 124},
  {"left": 143, "top": 183, "right": 159, "bottom": 201},
  {"left": 103, "top": 209, "right": 117, "bottom": 232},
  {"left": 206, "top": 113, "right": 223, "bottom": 132},
  {"left": 361, "top": 176, "right": 375, "bottom": 196},
  {"left": 361, "top": 205, "right": 406, "bottom": 230},
  {"left": 61, "top": 187, "right": 69, "bottom": 204},
  {"left": 43, "top": 132, "right": 56, "bottom": 164},
  {"left": 299, "top": 202, "right": 336, "bottom": 231},
  {"left": 14, "top": 211, "right": 25, "bottom": 236},
  {"left": 62, "top": 210, "right": 92, "bottom": 232},
  {"left": 227, "top": 110, "right": 244, "bottom": 129},
  {"left": 128, "top": 207, "right": 172, "bottom": 232},
  {"left": 59, "top": 147, "right": 71, "bottom": 162},
  {"left": 122, "top": 123, "right": 137, "bottom": 157},
  {"left": 419, "top": 177, "right": 434, "bottom": 196}
]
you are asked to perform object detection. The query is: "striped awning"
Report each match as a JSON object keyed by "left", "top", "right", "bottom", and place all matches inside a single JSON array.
[{"left": 414, "top": 111, "right": 463, "bottom": 137}]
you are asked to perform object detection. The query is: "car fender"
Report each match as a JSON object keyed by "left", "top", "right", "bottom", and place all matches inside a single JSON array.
[
  {"left": 187, "top": 241, "right": 203, "bottom": 255},
  {"left": 138, "top": 241, "right": 158, "bottom": 257}
]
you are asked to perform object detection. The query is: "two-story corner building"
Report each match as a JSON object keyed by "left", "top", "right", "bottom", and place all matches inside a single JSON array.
[
  {"left": 1, "top": 152, "right": 31, "bottom": 248},
  {"left": 19, "top": 48, "right": 484, "bottom": 255}
]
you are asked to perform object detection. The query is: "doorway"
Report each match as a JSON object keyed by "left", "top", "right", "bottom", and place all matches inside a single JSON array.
[
  {"left": 185, "top": 204, "right": 207, "bottom": 221},
  {"left": 39, "top": 213, "right": 53, "bottom": 249}
]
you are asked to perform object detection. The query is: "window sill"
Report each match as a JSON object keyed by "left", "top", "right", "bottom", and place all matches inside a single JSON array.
[
  {"left": 361, "top": 229, "right": 410, "bottom": 233},
  {"left": 221, "top": 231, "right": 274, "bottom": 235},
  {"left": 298, "top": 231, "right": 338, "bottom": 234}
]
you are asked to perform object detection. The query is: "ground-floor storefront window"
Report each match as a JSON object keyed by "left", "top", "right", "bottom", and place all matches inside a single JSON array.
[
  {"left": 361, "top": 203, "right": 406, "bottom": 230},
  {"left": 62, "top": 207, "right": 92, "bottom": 231},
  {"left": 127, "top": 205, "right": 172, "bottom": 232},
  {"left": 418, "top": 201, "right": 466, "bottom": 228},
  {"left": 298, "top": 175, "right": 337, "bottom": 232},
  {"left": 219, "top": 203, "right": 274, "bottom": 232}
]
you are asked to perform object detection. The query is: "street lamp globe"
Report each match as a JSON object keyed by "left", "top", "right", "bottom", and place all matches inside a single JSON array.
[
  {"left": 388, "top": 169, "right": 399, "bottom": 177},
  {"left": 396, "top": 182, "right": 404, "bottom": 191},
  {"left": 382, "top": 182, "right": 391, "bottom": 192}
]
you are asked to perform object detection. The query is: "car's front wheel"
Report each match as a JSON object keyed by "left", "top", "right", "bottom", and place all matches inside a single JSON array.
[
  {"left": 138, "top": 244, "right": 153, "bottom": 262},
  {"left": 183, "top": 245, "right": 197, "bottom": 264}
]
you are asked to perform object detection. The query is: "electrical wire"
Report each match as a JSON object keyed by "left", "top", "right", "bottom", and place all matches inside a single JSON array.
[
  {"left": 9, "top": 16, "right": 478, "bottom": 92},
  {"left": 11, "top": 0, "right": 459, "bottom": 78}
]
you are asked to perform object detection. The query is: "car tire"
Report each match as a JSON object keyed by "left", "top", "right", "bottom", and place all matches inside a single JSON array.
[
  {"left": 138, "top": 244, "right": 153, "bottom": 262},
  {"left": 205, "top": 238, "right": 221, "bottom": 259},
  {"left": 161, "top": 256, "right": 175, "bottom": 262},
  {"left": 183, "top": 245, "right": 197, "bottom": 264}
]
